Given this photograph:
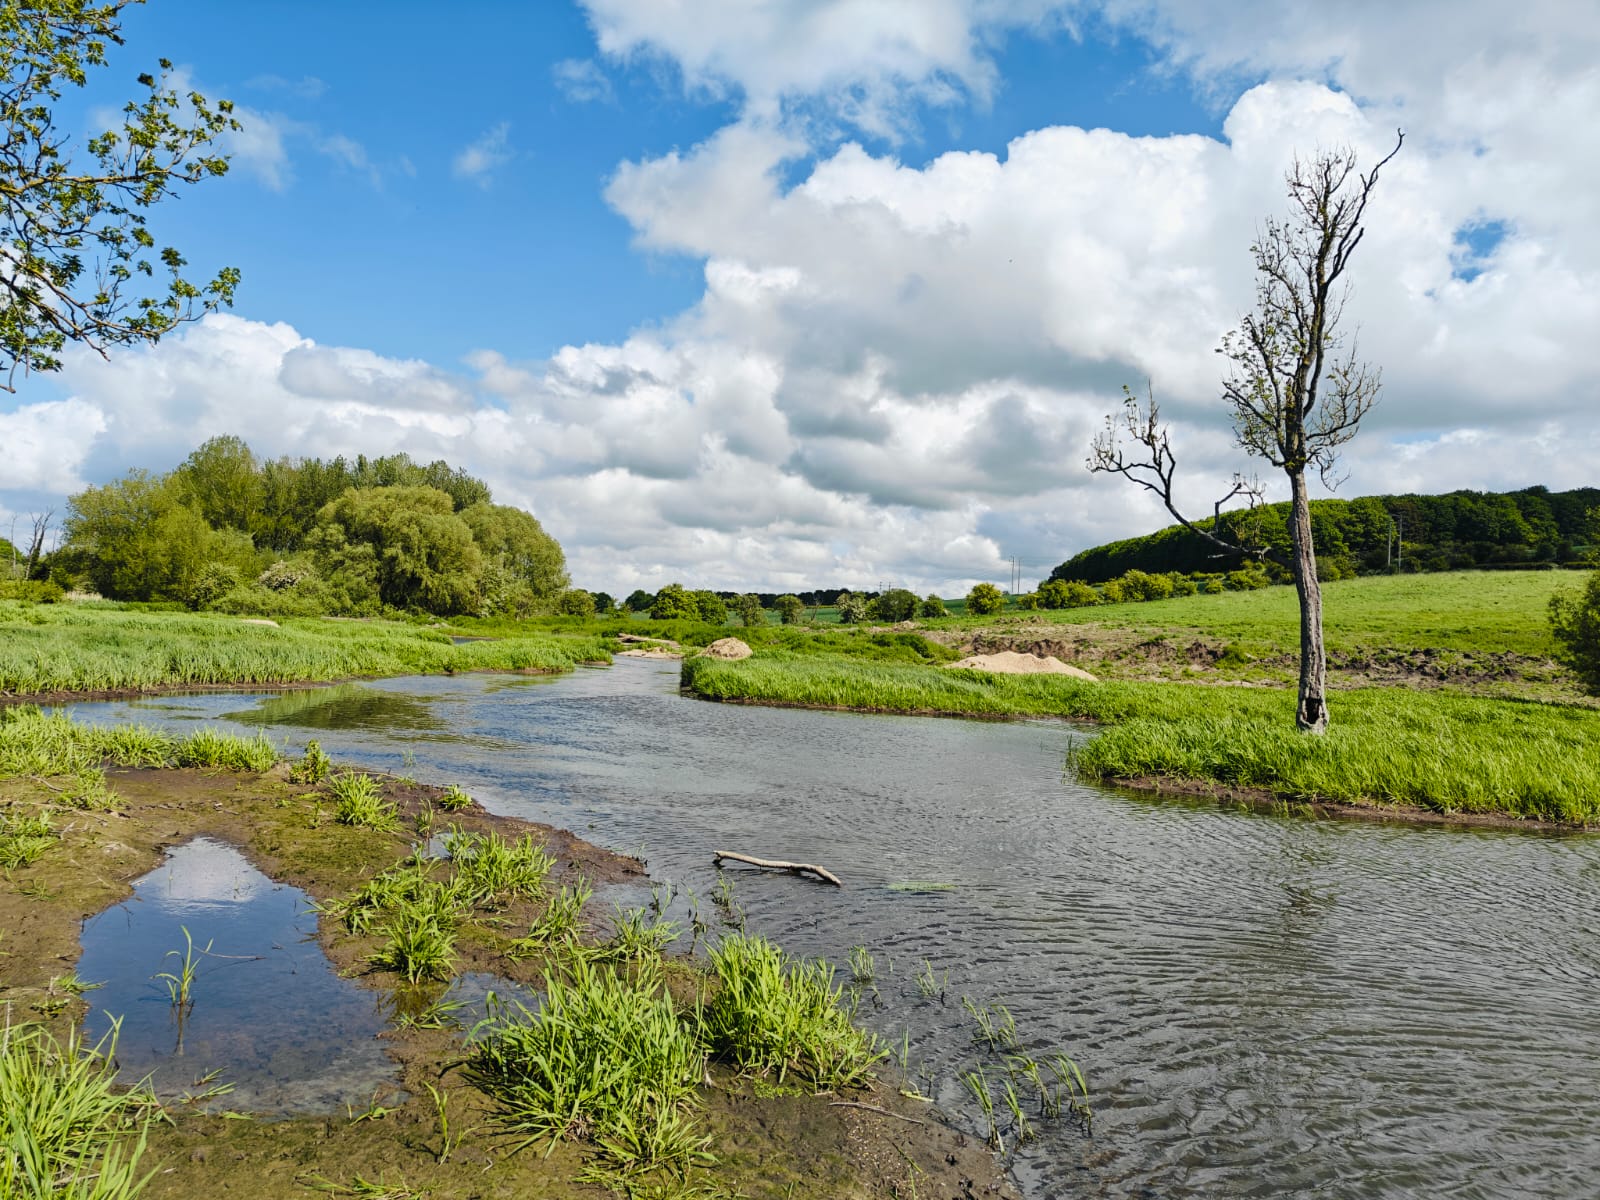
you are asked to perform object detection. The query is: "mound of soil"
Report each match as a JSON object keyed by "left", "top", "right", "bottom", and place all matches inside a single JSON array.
[
  {"left": 944, "top": 650, "right": 1098, "bottom": 679},
  {"left": 700, "top": 637, "right": 754, "bottom": 660}
]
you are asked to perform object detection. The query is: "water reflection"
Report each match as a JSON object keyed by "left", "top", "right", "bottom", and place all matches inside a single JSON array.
[{"left": 79, "top": 838, "right": 399, "bottom": 1115}]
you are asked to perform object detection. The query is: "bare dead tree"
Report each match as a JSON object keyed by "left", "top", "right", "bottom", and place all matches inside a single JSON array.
[
  {"left": 25, "top": 508, "right": 53, "bottom": 579},
  {"left": 1090, "top": 133, "right": 1402, "bottom": 734}
]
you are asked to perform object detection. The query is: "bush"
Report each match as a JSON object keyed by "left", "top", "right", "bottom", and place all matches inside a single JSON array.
[
  {"left": 1037, "top": 579, "right": 1098, "bottom": 609},
  {"left": 872, "top": 588, "right": 918, "bottom": 622},
  {"left": 733, "top": 594, "right": 765, "bottom": 627},
  {"left": 836, "top": 592, "right": 869, "bottom": 623},
  {"left": 649, "top": 583, "right": 697, "bottom": 620},
  {"left": 1016, "top": 592, "right": 1040, "bottom": 610},
  {"left": 691, "top": 590, "right": 727, "bottom": 624},
  {"left": 775, "top": 594, "right": 805, "bottom": 625},
  {"left": 1115, "top": 569, "right": 1173, "bottom": 602},
  {"left": 556, "top": 588, "right": 597, "bottom": 618},
  {"left": 918, "top": 593, "right": 947, "bottom": 618},
  {"left": 966, "top": 582, "right": 1004, "bottom": 615},
  {"left": 0, "top": 579, "right": 65, "bottom": 603},
  {"left": 186, "top": 563, "right": 241, "bottom": 611},
  {"left": 1550, "top": 571, "right": 1600, "bottom": 694}
]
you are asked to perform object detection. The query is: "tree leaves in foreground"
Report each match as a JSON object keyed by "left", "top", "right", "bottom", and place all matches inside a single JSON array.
[{"left": 0, "top": 0, "right": 241, "bottom": 388}]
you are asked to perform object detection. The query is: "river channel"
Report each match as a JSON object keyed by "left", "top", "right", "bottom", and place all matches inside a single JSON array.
[{"left": 61, "top": 657, "right": 1600, "bottom": 1199}]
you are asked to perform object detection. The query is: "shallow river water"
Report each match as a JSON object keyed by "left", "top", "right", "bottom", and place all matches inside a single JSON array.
[{"left": 63, "top": 659, "right": 1600, "bottom": 1199}]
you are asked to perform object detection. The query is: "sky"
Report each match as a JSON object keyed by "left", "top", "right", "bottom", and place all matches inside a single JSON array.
[{"left": 2, "top": 0, "right": 1596, "bottom": 595}]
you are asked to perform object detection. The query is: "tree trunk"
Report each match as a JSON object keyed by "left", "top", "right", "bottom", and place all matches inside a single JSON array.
[{"left": 1288, "top": 470, "right": 1329, "bottom": 733}]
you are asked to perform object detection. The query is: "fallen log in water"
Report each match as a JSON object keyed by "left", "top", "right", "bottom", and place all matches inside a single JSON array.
[{"left": 712, "top": 849, "right": 843, "bottom": 887}]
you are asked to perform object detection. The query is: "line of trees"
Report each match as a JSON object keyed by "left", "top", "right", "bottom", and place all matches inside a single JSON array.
[
  {"left": 1052, "top": 486, "right": 1599, "bottom": 586},
  {"left": 49, "top": 436, "right": 569, "bottom": 616}
]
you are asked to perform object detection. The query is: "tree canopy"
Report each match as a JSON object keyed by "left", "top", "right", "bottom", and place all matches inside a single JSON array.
[
  {"left": 58, "top": 435, "right": 567, "bottom": 616},
  {"left": 0, "top": 0, "right": 241, "bottom": 387}
]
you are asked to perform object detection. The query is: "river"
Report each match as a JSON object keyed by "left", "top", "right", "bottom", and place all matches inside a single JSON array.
[{"left": 61, "top": 657, "right": 1600, "bottom": 1199}]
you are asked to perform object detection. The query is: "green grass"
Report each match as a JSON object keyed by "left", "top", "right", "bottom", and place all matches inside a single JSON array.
[
  {"left": 465, "top": 956, "right": 709, "bottom": 1170},
  {"left": 682, "top": 654, "right": 1600, "bottom": 823},
  {"left": 0, "top": 1020, "right": 158, "bottom": 1200},
  {"left": 441, "top": 825, "right": 554, "bottom": 909},
  {"left": 946, "top": 571, "right": 1571, "bottom": 658},
  {"left": 328, "top": 772, "right": 399, "bottom": 830},
  {"left": 702, "top": 933, "right": 885, "bottom": 1091},
  {"left": 0, "top": 603, "right": 610, "bottom": 696}
]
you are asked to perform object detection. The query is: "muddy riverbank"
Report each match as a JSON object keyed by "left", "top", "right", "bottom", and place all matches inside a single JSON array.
[{"left": 1, "top": 760, "right": 1017, "bottom": 1200}]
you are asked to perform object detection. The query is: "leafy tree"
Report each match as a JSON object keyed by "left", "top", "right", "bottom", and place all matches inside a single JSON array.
[
  {"left": 63, "top": 470, "right": 218, "bottom": 599},
  {"left": 1091, "top": 137, "right": 1403, "bottom": 733},
  {"left": 309, "top": 486, "right": 482, "bottom": 614},
  {"left": 350, "top": 453, "right": 489, "bottom": 511},
  {"left": 649, "top": 583, "right": 697, "bottom": 620},
  {"left": 835, "top": 591, "right": 868, "bottom": 623},
  {"left": 733, "top": 593, "right": 765, "bottom": 627},
  {"left": 0, "top": 0, "right": 241, "bottom": 388},
  {"left": 691, "top": 589, "right": 727, "bottom": 624},
  {"left": 873, "top": 587, "right": 918, "bottom": 622},
  {"left": 918, "top": 593, "right": 947, "bottom": 618},
  {"left": 592, "top": 591, "right": 615, "bottom": 614},
  {"left": 1550, "top": 573, "right": 1600, "bottom": 695},
  {"left": 555, "top": 588, "right": 596, "bottom": 618},
  {"left": 966, "top": 582, "right": 1004, "bottom": 615},
  {"left": 774, "top": 593, "right": 804, "bottom": 624},
  {"left": 623, "top": 588, "right": 654, "bottom": 613},
  {"left": 172, "top": 435, "right": 263, "bottom": 533},
  {"left": 459, "top": 502, "right": 567, "bottom": 604}
]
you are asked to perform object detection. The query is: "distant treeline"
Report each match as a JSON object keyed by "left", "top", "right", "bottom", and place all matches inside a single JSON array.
[{"left": 1051, "top": 486, "right": 1600, "bottom": 585}]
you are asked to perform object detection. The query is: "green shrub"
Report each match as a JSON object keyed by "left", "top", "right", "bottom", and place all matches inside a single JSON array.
[
  {"left": 871, "top": 588, "right": 918, "bottom": 622},
  {"left": 918, "top": 593, "right": 947, "bottom": 618},
  {"left": 836, "top": 592, "right": 868, "bottom": 623},
  {"left": 556, "top": 589, "right": 596, "bottom": 618},
  {"left": 0, "top": 579, "right": 65, "bottom": 603},
  {"left": 649, "top": 583, "right": 697, "bottom": 620},
  {"left": 965, "top": 582, "right": 1004, "bottom": 615},
  {"left": 733, "top": 594, "right": 765, "bottom": 627},
  {"left": 691, "top": 590, "right": 727, "bottom": 624},
  {"left": 775, "top": 595, "right": 805, "bottom": 624},
  {"left": 1550, "top": 570, "right": 1600, "bottom": 694}
]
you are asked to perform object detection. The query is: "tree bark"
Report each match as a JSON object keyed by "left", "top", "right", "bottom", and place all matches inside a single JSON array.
[{"left": 1288, "top": 471, "right": 1328, "bottom": 733}]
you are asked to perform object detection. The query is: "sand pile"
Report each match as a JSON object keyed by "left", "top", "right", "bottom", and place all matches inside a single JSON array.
[
  {"left": 944, "top": 650, "right": 1097, "bottom": 680},
  {"left": 698, "top": 637, "right": 753, "bottom": 660}
]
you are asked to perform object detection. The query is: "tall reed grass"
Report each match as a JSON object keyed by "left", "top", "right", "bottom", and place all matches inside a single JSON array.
[{"left": 0, "top": 604, "right": 609, "bottom": 696}]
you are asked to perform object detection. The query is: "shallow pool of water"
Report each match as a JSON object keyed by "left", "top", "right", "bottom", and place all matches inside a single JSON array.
[
  {"left": 63, "top": 660, "right": 1600, "bottom": 1198},
  {"left": 78, "top": 837, "right": 400, "bottom": 1115}
]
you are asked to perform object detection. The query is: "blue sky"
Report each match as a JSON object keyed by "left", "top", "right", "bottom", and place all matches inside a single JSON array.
[{"left": 5, "top": 1, "right": 1597, "bottom": 593}]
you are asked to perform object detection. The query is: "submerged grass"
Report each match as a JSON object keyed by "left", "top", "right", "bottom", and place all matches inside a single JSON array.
[
  {"left": 683, "top": 655, "right": 1600, "bottom": 823},
  {"left": 0, "top": 603, "right": 610, "bottom": 696}
]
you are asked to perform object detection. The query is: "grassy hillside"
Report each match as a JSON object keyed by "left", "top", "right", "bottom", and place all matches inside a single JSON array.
[{"left": 975, "top": 570, "right": 1570, "bottom": 658}]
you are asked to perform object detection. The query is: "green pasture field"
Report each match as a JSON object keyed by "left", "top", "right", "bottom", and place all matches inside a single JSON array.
[{"left": 924, "top": 571, "right": 1574, "bottom": 658}]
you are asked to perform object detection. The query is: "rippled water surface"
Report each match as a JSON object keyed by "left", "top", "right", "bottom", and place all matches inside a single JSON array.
[{"left": 63, "top": 661, "right": 1600, "bottom": 1197}]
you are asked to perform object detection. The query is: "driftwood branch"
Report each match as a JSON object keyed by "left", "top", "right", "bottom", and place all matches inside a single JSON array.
[{"left": 713, "top": 850, "right": 842, "bottom": 887}]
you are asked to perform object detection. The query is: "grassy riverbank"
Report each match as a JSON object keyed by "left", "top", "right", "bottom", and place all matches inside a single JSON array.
[
  {"left": 0, "top": 603, "right": 610, "bottom": 698},
  {"left": 0, "top": 718, "right": 1017, "bottom": 1199},
  {"left": 680, "top": 625, "right": 1600, "bottom": 826}
]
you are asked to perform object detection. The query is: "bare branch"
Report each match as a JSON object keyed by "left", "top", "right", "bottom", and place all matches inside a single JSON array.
[{"left": 1088, "top": 383, "right": 1276, "bottom": 563}]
